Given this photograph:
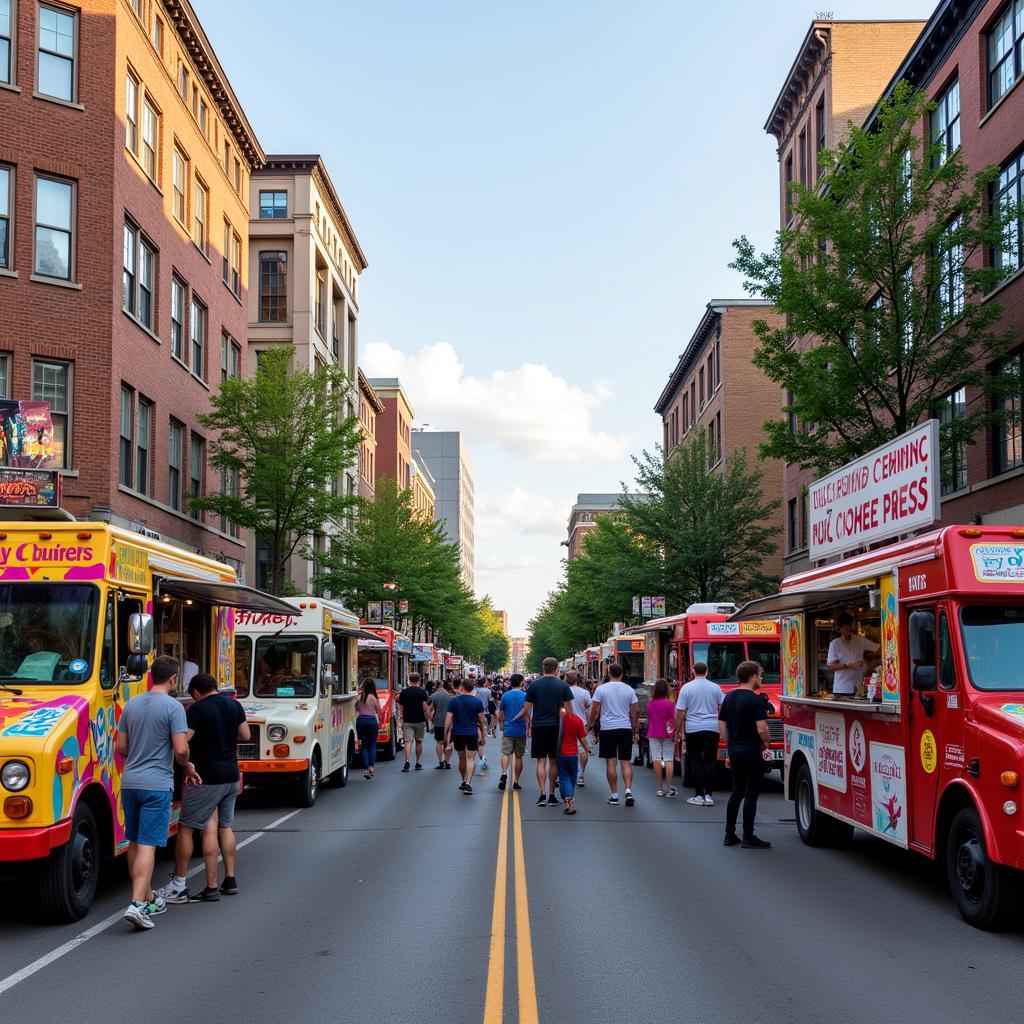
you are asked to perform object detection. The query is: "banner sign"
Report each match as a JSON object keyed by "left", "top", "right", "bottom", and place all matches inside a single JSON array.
[
  {"left": 0, "top": 400, "right": 56, "bottom": 469},
  {"left": 641, "top": 596, "right": 652, "bottom": 618},
  {"left": 632, "top": 596, "right": 640, "bottom": 616},
  {"left": 382, "top": 600, "right": 395, "bottom": 619},
  {"left": 652, "top": 596, "right": 666, "bottom": 617},
  {"left": 809, "top": 420, "right": 939, "bottom": 561},
  {"left": 367, "top": 601, "right": 382, "bottom": 623},
  {"left": 398, "top": 599, "right": 409, "bottom": 614},
  {"left": 0, "top": 468, "right": 61, "bottom": 508}
]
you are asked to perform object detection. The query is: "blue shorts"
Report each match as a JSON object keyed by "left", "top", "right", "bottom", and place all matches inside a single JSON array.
[{"left": 122, "top": 788, "right": 172, "bottom": 846}]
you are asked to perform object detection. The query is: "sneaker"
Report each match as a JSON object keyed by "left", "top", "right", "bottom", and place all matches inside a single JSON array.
[
  {"left": 703, "top": 795, "right": 715, "bottom": 806},
  {"left": 444, "top": 761, "right": 452, "bottom": 770},
  {"left": 656, "top": 790, "right": 665, "bottom": 798},
  {"left": 414, "top": 763, "right": 423, "bottom": 771},
  {"left": 723, "top": 833, "right": 741, "bottom": 847},
  {"left": 463, "top": 784, "right": 473, "bottom": 795},
  {"left": 624, "top": 791, "right": 635, "bottom": 807},
  {"left": 124, "top": 902, "right": 154, "bottom": 930},
  {"left": 537, "top": 793, "right": 547, "bottom": 806},
  {"left": 498, "top": 774, "right": 507, "bottom": 791},
  {"left": 459, "top": 781, "right": 468, "bottom": 791},
  {"left": 434, "top": 762, "right": 445, "bottom": 770},
  {"left": 189, "top": 886, "right": 221, "bottom": 903},
  {"left": 512, "top": 782, "right": 522, "bottom": 791},
  {"left": 687, "top": 796, "right": 704, "bottom": 806},
  {"left": 220, "top": 876, "right": 238, "bottom": 895},
  {"left": 576, "top": 776, "right": 585, "bottom": 787},
  {"left": 741, "top": 836, "right": 772, "bottom": 849},
  {"left": 607, "top": 795, "right": 620, "bottom": 805},
  {"left": 146, "top": 896, "right": 167, "bottom": 916},
  {"left": 155, "top": 876, "right": 189, "bottom": 904},
  {"left": 547, "top": 794, "right": 560, "bottom": 806},
  {"left": 401, "top": 763, "right": 410, "bottom": 773},
  {"left": 668, "top": 788, "right": 678, "bottom": 798}
]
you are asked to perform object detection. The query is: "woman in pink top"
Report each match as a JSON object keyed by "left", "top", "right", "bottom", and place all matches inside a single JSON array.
[{"left": 646, "top": 679, "right": 677, "bottom": 798}]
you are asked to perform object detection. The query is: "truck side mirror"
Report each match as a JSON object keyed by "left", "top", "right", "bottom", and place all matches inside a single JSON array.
[
  {"left": 912, "top": 666, "right": 937, "bottom": 692},
  {"left": 128, "top": 613, "right": 154, "bottom": 655},
  {"left": 322, "top": 641, "right": 337, "bottom": 666},
  {"left": 125, "top": 653, "right": 150, "bottom": 679}
]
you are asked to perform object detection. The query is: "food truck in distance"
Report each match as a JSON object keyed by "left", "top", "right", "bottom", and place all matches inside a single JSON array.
[
  {"left": 234, "top": 597, "right": 379, "bottom": 807},
  {"left": 357, "top": 626, "right": 412, "bottom": 760},
  {"left": 0, "top": 521, "right": 293, "bottom": 921}
]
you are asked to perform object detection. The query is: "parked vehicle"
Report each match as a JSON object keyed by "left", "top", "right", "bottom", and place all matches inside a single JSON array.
[{"left": 357, "top": 626, "right": 411, "bottom": 760}]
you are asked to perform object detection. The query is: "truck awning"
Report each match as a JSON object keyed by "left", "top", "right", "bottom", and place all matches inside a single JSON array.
[
  {"left": 332, "top": 623, "right": 383, "bottom": 642},
  {"left": 155, "top": 577, "right": 297, "bottom": 615},
  {"left": 729, "top": 586, "right": 870, "bottom": 621}
]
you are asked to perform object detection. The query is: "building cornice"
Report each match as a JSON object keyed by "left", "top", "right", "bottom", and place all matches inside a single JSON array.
[
  {"left": 764, "top": 21, "right": 831, "bottom": 141},
  {"left": 358, "top": 369, "right": 385, "bottom": 413}
]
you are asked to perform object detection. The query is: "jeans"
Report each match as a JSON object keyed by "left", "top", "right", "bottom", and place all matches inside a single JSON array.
[
  {"left": 725, "top": 745, "right": 764, "bottom": 839},
  {"left": 685, "top": 730, "right": 720, "bottom": 797},
  {"left": 356, "top": 716, "right": 378, "bottom": 769},
  {"left": 557, "top": 755, "right": 578, "bottom": 799}
]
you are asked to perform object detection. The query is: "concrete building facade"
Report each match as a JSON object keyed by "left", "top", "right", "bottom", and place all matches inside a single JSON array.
[
  {"left": 357, "top": 369, "right": 382, "bottom": 500},
  {"left": 0, "top": 0, "right": 263, "bottom": 572},
  {"left": 411, "top": 430, "right": 475, "bottom": 591}
]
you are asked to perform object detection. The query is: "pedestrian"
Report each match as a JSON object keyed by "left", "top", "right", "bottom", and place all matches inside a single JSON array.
[
  {"left": 116, "top": 655, "right": 199, "bottom": 930},
  {"left": 720, "top": 660, "right": 772, "bottom": 849},
  {"left": 355, "top": 677, "right": 382, "bottom": 779},
  {"left": 429, "top": 679, "right": 453, "bottom": 769},
  {"left": 675, "top": 661, "right": 724, "bottom": 806},
  {"left": 489, "top": 678, "right": 502, "bottom": 736},
  {"left": 589, "top": 663, "right": 638, "bottom": 807},
  {"left": 557, "top": 707, "right": 589, "bottom": 815},
  {"left": 566, "top": 670, "right": 593, "bottom": 787},
  {"left": 646, "top": 678, "right": 677, "bottom": 798},
  {"left": 497, "top": 673, "right": 527, "bottom": 791},
  {"left": 445, "top": 678, "right": 487, "bottom": 795},
  {"left": 516, "top": 657, "right": 573, "bottom": 806},
  {"left": 156, "top": 673, "right": 249, "bottom": 905},
  {"left": 474, "top": 678, "right": 495, "bottom": 761},
  {"left": 397, "top": 671, "right": 430, "bottom": 772}
]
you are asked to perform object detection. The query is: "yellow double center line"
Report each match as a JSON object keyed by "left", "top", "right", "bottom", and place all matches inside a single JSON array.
[{"left": 483, "top": 788, "right": 538, "bottom": 1024}]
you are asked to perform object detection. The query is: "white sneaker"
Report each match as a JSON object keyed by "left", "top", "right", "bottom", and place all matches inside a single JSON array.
[
  {"left": 656, "top": 789, "right": 665, "bottom": 797},
  {"left": 686, "top": 796, "right": 704, "bottom": 805},
  {"left": 123, "top": 903, "right": 154, "bottom": 930},
  {"left": 155, "top": 876, "right": 189, "bottom": 904},
  {"left": 703, "top": 795, "right": 715, "bottom": 806},
  {"left": 607, "top": 794, "right": 619, "bottom": 805}
]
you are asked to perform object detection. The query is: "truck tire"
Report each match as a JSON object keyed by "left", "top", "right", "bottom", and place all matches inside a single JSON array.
[
  {"left": 39, "top": 802, "right": 100, "bottom": 922},
  {"left": 946, "top": 807, "right": 1023, "bottom": 929},
  {"left": 380, "top": 724, "right": 397, "bottom": 762},
  {"left": 295, "top": 749, "right": 321, "bottom": 807},
  {"left": 329, "top": 753, "right": 349, "bottom": 789},
  {"left": 794, "top": 762, "right": 853, "bottom": 846}
]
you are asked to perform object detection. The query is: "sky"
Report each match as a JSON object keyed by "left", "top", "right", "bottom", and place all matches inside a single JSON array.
[{"left": 193, "top": 0, "right": 925, "bottom": 635}]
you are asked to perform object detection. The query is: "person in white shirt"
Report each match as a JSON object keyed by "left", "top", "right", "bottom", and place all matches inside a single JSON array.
[
  {"left": 674, "top": 661, "right": 724, "bottom": 806},
  {"left": 827, "top": 613, "right": 880, "bottom": 696},
  {"left": 588, "top": 663, "right": 639, "bottom": 807},
  {"left": 566, "top": 671, "right": 593, "bottom": 787}
]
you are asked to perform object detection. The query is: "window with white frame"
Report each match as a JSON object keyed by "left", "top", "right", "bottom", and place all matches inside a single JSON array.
[
  {"left": 34, "top": 175, "right": 73, "bottom": 280},
  {"left": 168, "top": 419, "right": 183, "bottom": 510},
  {"left": 123, "top": 221, "right": 155, "bottom": 330},
  {"left": 930, "top": 77, "right": 960, "bottom": 168},
  {"left": 0, "top": 164, "right": 11, "bottom": 269},
  {"left": 37, "top": 4, "right": 76, "bottom": 103},
  {"left": 190, "top": 295, "right": 205, "bottom": 378},
  {"left": 136, "top": 395, "right": 151, "bottom": 494},
  {"left": 141, "top": 98, "right": 158, "bottom": 180},
  {"left": 988, "top": 2, "right": 1024, "bottom": 108},
  {"left": 996, "top": 351, "right": 1024, "bottom": 474},
  {"left": 221, "top": 331, "right": 240, "bottom": 382},
  {"left": 0, "top": 352, "right": 10, "bottom": 397},
  {"left": 189, "top": 433, "right": 203, "bottom": 519},
  {"left": 230, "top": 230, "right": 240, "bottom": 295},
  {"left": 119, "top": 385, "right": 133, "bottom": 487},
  {"left": 32, "top": 359, "right": 70, "bottom": 467},
  {"left": 172, "top": 145, "right": 187, "bottom": 224},
  {"left": 938, "top": 216, "right": 964, "bottom": 325},
  {"left": 0, "top": 0, "right": 12, "bottom": 85},
  {"left": 193, "top": 177, "right": 207, "bottom": 253},
  {"left": 170, "top": 275, "right": 185, "bottom": 361},
  {"left": 126, "top": 70, "right": 139, "bottom": 154}
]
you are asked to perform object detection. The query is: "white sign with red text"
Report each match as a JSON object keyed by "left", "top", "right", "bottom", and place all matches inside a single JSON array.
[{"left": 809, "top": 420, "right": 940, "bottom": 561}]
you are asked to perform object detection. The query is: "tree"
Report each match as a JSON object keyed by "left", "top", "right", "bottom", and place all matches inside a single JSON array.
[
  {"left": 731, "top": 82, "right": 1019, "bottom": 477},
  {"left": 193, "top": 346, "right": 360, "bottom": 595},
  {"left": 476, "top": 597, "right": 511, "bottom": 673}
]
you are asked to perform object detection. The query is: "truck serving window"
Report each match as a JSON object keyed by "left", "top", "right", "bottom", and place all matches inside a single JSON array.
[
  {"left": 691, "top": 642, "right": 745, "bottom": 684},
  {"left": 0, "top": 583, "right": 99, "bottom": 685},
  {"left": 358, "top": 648, "right": 389, "bottom": 691},
  {"left": 253, "top": 635, "right": 318, "bottom": 697},
  {"left": 960, "top": 606, "right": 1024, "bottom": 691}
]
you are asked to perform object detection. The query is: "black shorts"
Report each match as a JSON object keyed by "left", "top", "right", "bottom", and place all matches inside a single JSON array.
[
  {"left": 531, "top": 725, "right": 559, "bottom": 759},
  {"left": 599, "top": 728, "right": 633, "bottom": 761},
  {"left": 453, "top": 734, "right": 478, "bottom": 752},
  {"left": 434, "top": 726, "right": 446, "bottom": 743}
]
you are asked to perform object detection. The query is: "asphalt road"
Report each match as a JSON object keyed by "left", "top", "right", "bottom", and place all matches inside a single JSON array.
[{"left": 2, "top": 748, "right": 1024, "bottom": 1024}]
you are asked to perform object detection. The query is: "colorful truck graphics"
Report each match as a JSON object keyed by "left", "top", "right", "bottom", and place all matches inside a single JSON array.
[{"left": 357, "top": 626, "right": 412, "bottom": 761}]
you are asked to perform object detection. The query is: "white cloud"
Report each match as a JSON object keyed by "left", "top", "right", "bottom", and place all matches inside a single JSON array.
[
  {"left": 361, "top": 341, "right": 632, "bottom": 462},
  {"left": 476, "top": 487, "right": 570, "bottom": 541},
  {"left": 477, "top": 554, "right": 542, "bottom": 575}
]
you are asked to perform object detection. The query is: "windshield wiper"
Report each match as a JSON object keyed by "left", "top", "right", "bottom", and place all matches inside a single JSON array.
[{"left": 0, "top": 678, "right": 25, "bottom": 695}]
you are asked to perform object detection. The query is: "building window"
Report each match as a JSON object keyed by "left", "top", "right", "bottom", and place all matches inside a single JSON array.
[
  {"left": 938, "top": 216, "right": 964, "bottom": 325},
  {"left": 799, "top": 128, "right": 808, "bottom": 187},
  {"left": 128, "top": 0, "right": 142, "bottom": 17},
  {"left": 197, "top": 97, "right": 208, "bottom": 137},
  {"left": 141, "top": 98, "right": 158, "bottom": 180},
  {"left": 119, "top": 386, "right": 133, "bottom": 488},
  {"left": 0, "top": 164, "right": 11, "bottom": 269},
  {"left": 996, "top": 352, "right": 1024, "bottom": 473},
  {"left": 136, "top": 396, "right": 151, "bottom": 495},
  {"left": 787, "top": 390, "right": 797, "bottom": 434},
  {"left": 219, "top": 467, "right": 238, "bottom": 537},
  {"left": 815, "top": 96, "right": 826, "bottom": 175},
  {"left": 32, "top": 359, "right": 70, "bottom": 467},
  {"left": 221, "top": 220, "right": 230, "bottom": 286},
  {"left": 259, "top": 191, "right": 288, "bottom": 219},
  {"left": 315, "top": 273, "right": 325, "bottom": 336},
  {"left": 711, "top": 411, "right": 722, "bottom": 467},
  {"left": 988, "top": 3, "right": 1024, "bottom": 108},
  {"left": 332, "top": 301, "right": 341, "bottom": 358},
  {"left": 122, "top": 222, "right": 155, "bottom": 330},
  {"left": 168, "top": 419, "right": 183, "bottom": 511},
  {"left": 788, "top": 497, "right": 798, "bottom": 551},
  {"left": 930, "top": 77, "right": 960, "bottom": 168},
  {"left": 189, "top": 433, "right": 203, "bottom": 519},
  {"left": 938, "top": 387, "right": 967, "bottom": 494},
  {"left": 995, "top": 150, "right": 1023, "bottom": 273},
  {"left": 689, "top": 381, "right": 695, "bottom": 421},
  {"left": 681, "top": 392, "right": 688, "bottom": 432},
  {"left": 784, "top": 152, "right": 794, "bottom": 222},
  {"left": 221, "top": 330, "right": 240, "bottom": 382},
  {"left": 233, "top": 158, "right": 241, "bottom": 193},
  {"left": 230, "top": 231, "right": 240, "bottom": 296},
  {"left": 259, "top": 251, "right": 287, "bottom": 322},
  {"left": 698, "top": 367, "right": 705, "bottom": 408},
  {"left": 170, "top": 275, "right": 185, "bottom": 361},
  {"left": 37, "top": 3, "right": 76, "bottom": 103},
  {"left": 189, "top": 296, "right": 205, "bottom": 378},
  {"left": 0, "top": 353, "right": 9, "bottom": 397},
  {"left": 193, "top": 178, "right": 208, "bottom": 253},
  {"left": 223, "top": 140, "right": 230, "bottom": 174},
  {"left": 177, "top": 60, "right": 188, "bottom": 102},
  {"left": 1, "top": 0, "right": 12, "bottom": 85},
  {"left": 126, "top": 71, "right": 139, "bottom": 154},
  {"left": 172, "top": 146, "right": 187, "bottom": 224},
  {"left": 34, "top": 175, "right": 73, "bottom": 280},
  {"left": 801, "top": 492, "right": 809, "bottom": 548},
  {"left": 151, "top": 13, "right": 163, "bottom": 54}
]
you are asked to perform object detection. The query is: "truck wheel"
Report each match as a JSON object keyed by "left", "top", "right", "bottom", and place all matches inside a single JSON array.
[
  {"left": 946, "top": 807, "right": 1023, "bottom": 929},
  {"left": 295, "top": 750, "right": 321, "bottom": 807},
  {"left": 39, "top": 802, "right": 99, "bottom": 922},
  {"left": 794, "top": 763, "right": 853, "bottom": 846},
  {"left": 329, "top": 756, "right": 349, "bottom": 789},
  {"left": 381, "top": 725, "right": 397, "bottom": 762}
]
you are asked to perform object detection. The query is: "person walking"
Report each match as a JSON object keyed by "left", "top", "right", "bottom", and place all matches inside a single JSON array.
[
  {"left": 156, "top": 673, "right": 249, "bottom": 904},
  {"left": 116, "top": 656, "right": 198, "bottom": 930},
  {"left": 675, "top": 661, "right": 725, "bottom": 806},
  {"left": 497, "top": 673, "right": 527, "bottom": 791},
  {"left": 445, "top": 678, "right": 487, "bottom": 794},
  {"left": 429, "top": 680, "right": 453, "bottom": 769},
  {"left": 645, "top": 678, "right": 677, "bottom": 798},
  {"left": 516, "top": 657, "right": 574, "bottom": 806},
  {"left": 397, "top": 672, "right": 430, "bottom": 772},
  {"left": 720, "top": 660, "right": 772, "bottom": 849},
  {"left": 566, "top": 671, "right": 593, "bottom": 787},
  {"left": 589, "top": 663, "right": 639, "bottom": 807},
  {"left": 557, "top": 707, "right": 589, "bottom": 816},
  {"left": 355, "top": 678, "right": 382, "bottom": 779}
]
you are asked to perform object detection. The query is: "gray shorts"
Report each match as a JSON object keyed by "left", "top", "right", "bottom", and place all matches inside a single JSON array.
[{"left": 179, "top": 781, "right": 238, "bottom": 830}]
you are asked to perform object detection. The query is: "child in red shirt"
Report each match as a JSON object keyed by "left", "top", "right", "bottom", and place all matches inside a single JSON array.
[{"left": 557, "top": 711, "right": 589, "bottom": 815}]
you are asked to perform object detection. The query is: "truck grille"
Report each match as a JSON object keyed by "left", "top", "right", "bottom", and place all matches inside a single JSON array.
[
  {"left": 767, "top": 718, "right": 784, "bottom": 742},
  {"left": 238, "top": 725, "right": 259, "bottom": 761}
]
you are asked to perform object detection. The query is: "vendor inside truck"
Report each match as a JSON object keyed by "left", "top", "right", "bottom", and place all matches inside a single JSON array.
[{"left": 825, "top": 611, "right": 880, "bottom": 696}]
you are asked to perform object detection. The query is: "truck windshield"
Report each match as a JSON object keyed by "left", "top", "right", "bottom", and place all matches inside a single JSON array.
[
  {"left": 692, "top": 642, "right": 745, "bottom": 684},
  {"left": 960, "top": 606, "right": 1024, "bottom": 691},
  {"left": 617, "top": 652, "right": 644, "bottom": 685},
  {"left": 748, "top": 642, "right": 781, "bottom": 684},
  {"left": 0, "top": 583, "right": 99, "bottom": 684},
  {"left": 358, "top": 648, "right": 389, "bottom": 691},
  {"left": 253, "top": 635, "right": 318, "bottom": 697}
]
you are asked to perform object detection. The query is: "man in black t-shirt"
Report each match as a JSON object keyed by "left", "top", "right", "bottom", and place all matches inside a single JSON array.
[
  {"left": 516, "top": 657, "right": 574, "bottom": 806},
  {"left": 397, "top": 672, "right": 430, "bottom": 771},
  {"left": 719, "top": 660, "right": 772, "bottom": 849}
]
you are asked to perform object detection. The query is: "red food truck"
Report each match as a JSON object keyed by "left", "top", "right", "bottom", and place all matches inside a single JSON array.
[{"left": 356, "top": 626, "right": 411, "bottom": 760}]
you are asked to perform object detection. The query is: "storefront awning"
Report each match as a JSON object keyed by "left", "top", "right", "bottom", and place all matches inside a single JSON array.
[
  {"left": 155, "top": 577, "right": 297, "bottom": 615},
  {"left": 332, "top": 623, "right": 383, "bottom": 642},
  {"left": 729, "top": 586, "right": 871, "bottom": 621}
]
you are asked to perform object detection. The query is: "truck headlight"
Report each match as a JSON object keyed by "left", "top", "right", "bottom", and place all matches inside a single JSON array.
[
  {"left": 267, "top": 725, "right": 287, "bottom": 742},
  {"left": 1, "top": 761, "right": 30, "bottom": 792}
]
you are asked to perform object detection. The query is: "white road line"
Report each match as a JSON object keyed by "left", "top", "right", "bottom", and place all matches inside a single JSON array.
[{"left": 0, "top": 807, "right": 303, "bottom": 997}]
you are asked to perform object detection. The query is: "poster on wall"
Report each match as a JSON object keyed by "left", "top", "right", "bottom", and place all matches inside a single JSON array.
[
  {"left": 782, "top": 616, "right": 803, "bottom": 698},
  {"left": 880, "top": 573, "right": 900, "bottom": 704},
  {"left": 870, "top": 742, "right": 908, "bottom": 847},
  {"left": 815, "top": 712, "right": 847, "bottom": 792}
]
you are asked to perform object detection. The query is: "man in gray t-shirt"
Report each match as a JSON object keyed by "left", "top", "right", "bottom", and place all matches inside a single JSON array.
[
  {"left": 674, "top": 662, "right": 725, "bottom": 806},
  {"left": 429, "top": 685, "right": 453, "bottom": 768},
  {"left": 116, "top": 656, "right": 198, "bottom": 930}
]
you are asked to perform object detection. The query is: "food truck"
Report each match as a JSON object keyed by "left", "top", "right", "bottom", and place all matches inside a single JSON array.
[
  {"left": 234, "top": 597, "right": 380, "bottom": 806},
  {"left": 731, "top": 423, "right": 1024, "bottom": 927},
  {"left": 357, "top": 626, "right": 412, "bottom": 760},
  {"left": 0, "top": 521, "right": 293, "bottom": 921}
]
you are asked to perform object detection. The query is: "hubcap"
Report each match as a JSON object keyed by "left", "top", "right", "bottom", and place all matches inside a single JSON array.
[
  {"left": 310, "top": 761, "right": 318, "bottom": 796},
  {"left": 71, "top": 824, "right": 94, "bottom": 896},
  {"left": 797, "top": 780, "right": 813, "bottom": 831},
  {"left": 956, "top": 836, "right": 985, "bottom": 903}
]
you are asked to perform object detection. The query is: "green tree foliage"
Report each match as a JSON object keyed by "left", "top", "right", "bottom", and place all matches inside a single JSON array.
[
  {"left": 476, "top": 597, "right": 511, "bottom": 673},
  {"left": 731, "top": 82, "right": 1019, "bottom": 477},
  {"left": 192, "top": 346, "right": 360, "bottom": 595}
]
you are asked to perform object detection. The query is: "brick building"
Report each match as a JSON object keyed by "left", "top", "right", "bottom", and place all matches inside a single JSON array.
[
  {"left": 654, "top": 299, "right": 786, "bottom": 581},
  {"left": 367, "top": 378, "right": 414, "bottom": 491},
  {"left": 0, "top": 0, "right": 263, "bottom": 572},
  {"left": 564, "top": 494, "right": 621, "bottom": 561},
  {"left": 357, "top": 369, "right": 382, "bottom": 500}
]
